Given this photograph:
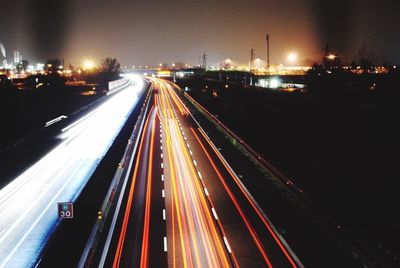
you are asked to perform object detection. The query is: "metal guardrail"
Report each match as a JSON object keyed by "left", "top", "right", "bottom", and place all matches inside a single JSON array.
[{"left": 107, "top": 78, "right": 130, "bottom": 96}]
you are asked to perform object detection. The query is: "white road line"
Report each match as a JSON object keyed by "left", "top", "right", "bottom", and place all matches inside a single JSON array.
[
  {"left": 45, "top": 115, "right": 67, "bottom": 127},
  {"left": 223, "top": 237, "right": 232, "bottom": 253},
  {"left": 161, "top": 174, "right": 164, "bottom": 181},
  {"left": 160, "top": 145, "right": 163, "bottom": 150},
  {"left": 162, "top": 189, "right": 165, "bottom": 198},
  {"left": 164, "top": 237, "right": 168, "bottom": 252},
  {"left": 163, "top": 209, "right": 166, "bottom": 220},
  {"left": 161, "top": 153, "right": 163, "bottom": 158},
  {"left": 211, "top": 208, "right": 219, "bottom": 220},
  {"left": 193, "top": 160, "right": 197, "bottom": 166},
  {"left": 204, "top": 187, "right": 209, "bottom": 196},
  {"left": 161, "top": 163, "right": 163, "bottom": 169},
  {"left": 189, "top": 150, "right": 193, "bottom": 156},
  {"left": 186, "top": 143, "right": 190, "bottom": 148},
  {"left": 197, "top": 171, "right": 202, "bottom": 179}
]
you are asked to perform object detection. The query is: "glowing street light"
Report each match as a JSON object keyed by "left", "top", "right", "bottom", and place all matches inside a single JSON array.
[
  {"left": 327, "top": 54, "right": 336, "bottom": 60},
  {"left": 287, "top": 52, "right": 298, "bottom": 63},
  {"left": 83, "top": 60, "right": 95, "bottom": 70}
]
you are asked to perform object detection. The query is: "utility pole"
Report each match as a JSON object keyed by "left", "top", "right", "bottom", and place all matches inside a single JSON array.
[
  {"left": 249, "top": 48, "right": 255, "bottom": 71},
  {"left": 202, "top": 52, "right": 207, "bottom": 71},
  {"left": 266, "top": 34, "right": 270, "bottom": 70}
]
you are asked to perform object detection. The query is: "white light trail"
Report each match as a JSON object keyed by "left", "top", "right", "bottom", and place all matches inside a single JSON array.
[{"left": 0, "top": 80, "right": 145, "bottom": 267}]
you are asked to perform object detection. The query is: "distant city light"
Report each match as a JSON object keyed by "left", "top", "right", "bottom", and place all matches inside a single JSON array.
[
  {"left": 270, "top": 77, "right": 280, "bottom": 89},
  {"left": 36, "top": 63, "right": 44, "bottom": 71}
]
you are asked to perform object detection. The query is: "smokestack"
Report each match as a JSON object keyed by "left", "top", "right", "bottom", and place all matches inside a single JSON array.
[
  {"left": 266, "top": 34, "right": 270, "bottom": 69},
  {"left": 0, "top": 43, "right": 5, "bottom": 58}
]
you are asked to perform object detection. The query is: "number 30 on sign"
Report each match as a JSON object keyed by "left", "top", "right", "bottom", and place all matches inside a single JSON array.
[{"left": 58, "top": 202, "right": 74, "bottom": 219}]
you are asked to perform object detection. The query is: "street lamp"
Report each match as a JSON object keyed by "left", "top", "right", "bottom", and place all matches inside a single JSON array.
[
  {"left": 83, "top": 60, "right": 95, "bottom": 70},
  {"left": 287, "top": 52, "right": 298, "bottom": 63},
  {"left": 327, "top": 54, "right": 336, "bottom": 60}
]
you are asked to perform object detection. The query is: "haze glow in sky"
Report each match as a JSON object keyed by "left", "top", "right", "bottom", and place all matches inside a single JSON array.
[{"left": 0, "top": 0, "right": 399, "bottom": 66}]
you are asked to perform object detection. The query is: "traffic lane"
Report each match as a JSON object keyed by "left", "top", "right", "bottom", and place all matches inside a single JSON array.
[
  {"left": 106, "top": 105, "right": 167, "bottom": 268},
  {"left": 110, "top": 107, "right": 154, "bottom": 267},
  {"left": 160, "top": 127, "right": 187, "bottom": 268},
  {"left": 156, "top": 81, "right": 232, "bottom": 267},
  {"left": 104, "top": 106, "right": 159, "bottom": 267},
  {"left": 145, "top": 113, "right": 167, "bottom": 267},
  {"left": 162, "top": 120, "right": 232, "bottom": 268}
]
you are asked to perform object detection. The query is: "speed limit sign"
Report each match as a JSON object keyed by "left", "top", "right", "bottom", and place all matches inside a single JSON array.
[{"left": 58, "top": 202, "right": 74, "bottom": 219}]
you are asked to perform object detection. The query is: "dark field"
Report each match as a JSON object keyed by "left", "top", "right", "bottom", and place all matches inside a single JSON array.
[
  {"left": 0, "top": 86, "right": 101, "bottom": 148},
  {"left": 177, "top": 77, "right": 400, "bottom": 265}
]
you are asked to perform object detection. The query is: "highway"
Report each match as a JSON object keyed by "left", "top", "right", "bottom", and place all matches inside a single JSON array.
[
  {"left": 155, "top": 78, "right": 301, "bottom": 267},
  {"left": 96, "top": 77, "right": 302, "bottom": 267},
  {"left": 0, "top": 79, "right": 145, "bottom": 268}
]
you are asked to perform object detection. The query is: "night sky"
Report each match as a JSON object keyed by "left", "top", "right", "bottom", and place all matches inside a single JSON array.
[{"left": 1, "top": 0, "right": 399, "bottom": 66}]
